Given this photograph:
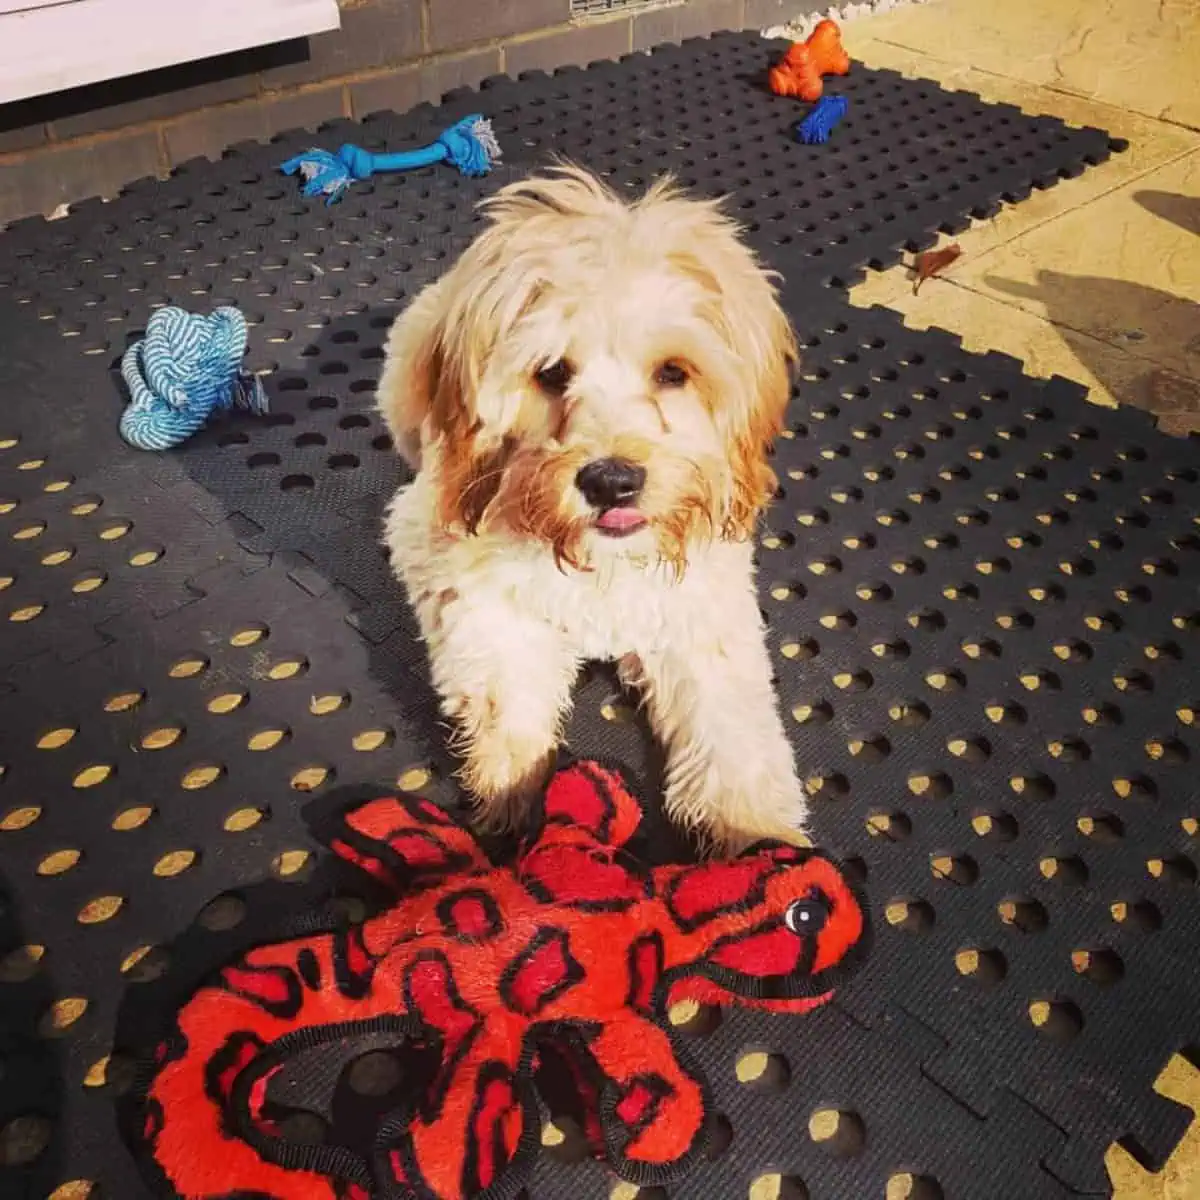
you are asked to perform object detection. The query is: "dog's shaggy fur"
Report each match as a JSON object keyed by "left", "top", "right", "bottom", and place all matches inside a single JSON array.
[{"left": 377, "top": 166, "right": 806, "bottom": 852}]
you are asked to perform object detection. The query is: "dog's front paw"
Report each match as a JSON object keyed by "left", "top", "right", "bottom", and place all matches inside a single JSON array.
[
  {"left": 461, "top": 734, "right": 556, "bottom": 833},
  {"left": 446, "top": 693, "right": 558, "bottom": 833},
  {"left": 667, "top": 765, "right": 810, "bottom": 857}
]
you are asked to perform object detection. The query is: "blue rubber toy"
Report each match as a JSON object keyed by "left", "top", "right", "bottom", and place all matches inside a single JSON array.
[
  {"left": 119, "top": 306, "right": 268, "bottom": 451},
  {"left": 796, "top": 95, "right": 849, "bottom": 145},
  {"left": 280, "top": 114, "right": 501, "bottom": 205}
]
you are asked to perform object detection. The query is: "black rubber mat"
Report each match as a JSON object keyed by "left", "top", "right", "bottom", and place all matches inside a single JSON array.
[{"left": 1, "top": 28, "right": 1196, "bottom": 1200}]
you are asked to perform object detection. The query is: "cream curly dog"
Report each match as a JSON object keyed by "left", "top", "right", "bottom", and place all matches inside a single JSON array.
[{"left": 377, "top": 165, "right": 804, "bottom": 853}]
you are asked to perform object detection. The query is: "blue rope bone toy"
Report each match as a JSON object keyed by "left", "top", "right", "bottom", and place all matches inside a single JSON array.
[
  {"left": 796, "top": 94, "right": 849, "bottom": 145},
  {"left": 280, "top": 114, "right": 501, "bottom": 205},
  {"left": 119, "top": 306, "right": 268, "bottom": 451}
]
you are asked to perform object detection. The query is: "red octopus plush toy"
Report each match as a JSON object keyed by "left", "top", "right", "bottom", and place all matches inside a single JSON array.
[{"left": 134, "top": 760, "right": 868, "bottom": 1199}]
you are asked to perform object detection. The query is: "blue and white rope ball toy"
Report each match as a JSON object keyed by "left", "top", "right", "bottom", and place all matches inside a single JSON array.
[
  {"left": 281, "top": 114, "right": 501, "bottom": 205},
  {"left": 119, "top": 306, "right": 268, "bottom": 451}
]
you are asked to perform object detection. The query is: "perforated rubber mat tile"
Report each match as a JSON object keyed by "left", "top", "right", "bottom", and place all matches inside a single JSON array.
[{"left": 0, "top": 29, "right": 1196, "bottom": 1200}]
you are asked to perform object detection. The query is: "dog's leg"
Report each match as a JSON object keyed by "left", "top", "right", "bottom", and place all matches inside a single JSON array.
[
  {"left": 424, "top": 594, "right": 580, "bottom": 832},
  {"left": 625, "top": 600, "right": 807, "bottom": 855}
]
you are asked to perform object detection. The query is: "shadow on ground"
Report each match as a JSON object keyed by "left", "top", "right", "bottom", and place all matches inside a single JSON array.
[
  {"left": 0, "top": 871, "right": 63, "bottom": 1198},
  {"left": 1135, "top": 189, "right": 1200, "bottom": 237},
  {"left": 982, "top": 268, "right": 1200, "bottom": 433}
]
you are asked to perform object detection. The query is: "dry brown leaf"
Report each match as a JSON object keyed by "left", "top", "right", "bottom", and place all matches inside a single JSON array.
[{"left": 912, "top": 243, "right": 963, "bottom": 294}]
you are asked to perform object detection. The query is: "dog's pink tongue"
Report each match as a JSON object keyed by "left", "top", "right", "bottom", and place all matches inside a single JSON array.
[{"left": 597, "top": 508, "right": 647, "bottom": 533}]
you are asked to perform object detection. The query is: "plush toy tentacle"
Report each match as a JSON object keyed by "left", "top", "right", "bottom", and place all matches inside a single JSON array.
[
  {"left": 144, "top": 927, "right": 404, "bottom": 1198},
  {"left": 539, "top": 760, "right": 643, "bottom": 850},
  {"left": 328, "top": 794, "right": 490, "bottom": 892},
  {"left": 587, "top": 1017, "right": 708, "bottom": 1181},
  {"left": 385, "top": 955, "right": 532, "bottom": 1199}
]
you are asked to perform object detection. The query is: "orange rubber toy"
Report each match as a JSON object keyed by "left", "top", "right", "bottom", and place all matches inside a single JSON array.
[{"left": 769, "top": 19, "right": 851, "bottom": 102}]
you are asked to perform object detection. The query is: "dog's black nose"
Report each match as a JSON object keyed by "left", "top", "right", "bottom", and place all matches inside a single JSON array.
[{"left": 575, "top": 458, "right": 646, "bottom": 509}]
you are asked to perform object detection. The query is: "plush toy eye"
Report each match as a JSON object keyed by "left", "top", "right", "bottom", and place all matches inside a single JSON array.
[{"left": 784, "top": 895, "right": 829, "bottom": 935}]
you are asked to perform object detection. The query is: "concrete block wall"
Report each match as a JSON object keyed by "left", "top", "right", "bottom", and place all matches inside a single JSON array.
[{"left": 0, "top": 0, "right": 822, "bottom": 226}]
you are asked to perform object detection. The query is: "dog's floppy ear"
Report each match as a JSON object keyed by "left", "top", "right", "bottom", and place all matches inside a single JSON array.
[
  {"left": 721, "top": 286, "right": 795, "bottom": 540},
  {"left": 375, "top": 247, "right": 536, "bottom": 533},
  {"left": 376, "top": 279, "right": 448, "bottom": 474},
  {"left": 667, "top": 215, "right": 795, "bottom": 541},
  {"left": 641, "top": 177, "right": 795, "bottom": 541}
]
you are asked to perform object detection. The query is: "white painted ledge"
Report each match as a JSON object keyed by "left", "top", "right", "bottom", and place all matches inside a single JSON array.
[{"left": 0, "top": 0, "right": 341, "bottom": 105}]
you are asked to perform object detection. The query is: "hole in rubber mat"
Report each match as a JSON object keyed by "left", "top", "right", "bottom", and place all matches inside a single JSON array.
[
  {"left": 541, "top": 1117, "right": 590, "bottom": 1165},
  {"left": 273, "top": 849, "right": 314, "bottom": 879},
  {"left": 1010, "top": 773, "right": 1056, "bottom": 801},
  {"left": 277, "top": 1112, "right": 330, "bottom": 1145},
  {"left": 196, "top": 892, "right": 246, "bottom": 932},
  {"left": 749, "top": 1176, "right": 808, "bottom": 1200},
  {"left": 347, "top": 1050, "right": 404, "bottom": 1097},
  {"left": 224, "top": 805, "right": 268, "bottom": 832},
  {"left": 803, "top": 771, "right": 848, "bottom": 801},
  {"left": 168, "top": 654, "right": 208, "bottom": 679},
  {"left": 1113, "top": 774, "right": 1157, "bottom": 801},
  {"left": 1040, "top": 855, "right": 1088, "bottom": 886},
  {"left": 268, "top": 657, "right": 309, "bottom": 680},
  {"left": 72, "top": 763, "right": 113, "bottom": 789},
  {"left": 998, "top": 897, "right": 1049, "bottom": 933},
  {"left": 1029, "top": 998, "right": 1084, "bottom": 1042},
  {"left": 955, "top": 947, "right": 1007, "bottom": 987},
  {"left": 310, "top": 691, "right": 350, "bottom": 716},
  {"left": 77, "top": 895, "right": 123, "bottom": 924},
  {"left": 39, "top": 995, "right": 88, "bottom": 1036},
  {"left": 1078, "top": 811, "right": 1124, "bottom": 842},
  {"left": 0, "top": 942, "right": 45, "bottom": 982},
  {"left": 1147, "top": 855, "right": 1198, "bottom": 885},
  {"left": 866, "top": 810, "right": 912, "bottom": 841},
  {"left": 140, "top": 724, "right": 183, "bottom": 750},
  {"left": 36, "top": 848, "right": 80, "bottom": 876},
  {"left": 48, "top": 1183, "right": 97, "bottom": 1199},
  {"left": 1072, "top": 948, "right": 1125, "bottom": 986},
  {"left": 153, "top": 849, "right": 198, "bottom": 877},
  {"left": 885, "top": 898, "right": 934, "bottom": 934},
  {"left": 668, "top": 1000, "right": 721, "bottom": 1037},
  {"left": 122, "top": 944, "right": 171, "bottom": 982},
  {"left": 1110, "top": 899, "right": 1163, "bottom": 932},
  {"left": 83, "top": 1052, "right": 136, "bottom": 1093},
  {"left": 736, "top": 1051, "right": 791, "bottom": 1093},
  {"left": 791, "top": 700, "right": 832, "bottom": 727},
  {"left": 36, "top": 725, "right": 77, "bottom": 749},
  {"left": 247, "top": 727, "right": 290, "bottom": 751},
  {"left": 112, "top": 805, "right": 154, "bottom": 831},
  {"left": 609, "top": 1185, "right": 666, "bottom": 1199},
  {"left": 807, "top": 1107, "right": 866, "bottom": 1157},
  {"left": 930, "top": 854, "right": 978, "bottom": 886},
  {"left": 181, "top": 764, "right": 223, "bottom": 790},
  {"left": 104, "top": 688, "right": 144, "bottom": 712},
  {"left": 887, "top": 1175, "right": 944, "bottom": 1200},
  {"left": 0, "top": 1115, "right": 52, "bottom": 1166},
  {"left": 906, "top": 772, "right": 951, "bottom": 801}
]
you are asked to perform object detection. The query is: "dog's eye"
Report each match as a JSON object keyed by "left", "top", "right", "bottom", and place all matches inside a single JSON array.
[
  {"left": 535, "top": 359, "right": 574, "bottom": 397},
  {"left": 653, "top": 360, "right": 690, "bottom": 388}
]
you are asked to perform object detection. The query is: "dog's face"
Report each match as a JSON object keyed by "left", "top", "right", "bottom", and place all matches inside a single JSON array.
[{"left": 388, "top": 167, "right": 796, "bottom": 572}]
